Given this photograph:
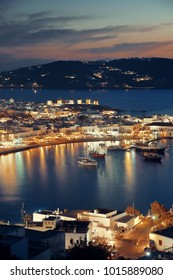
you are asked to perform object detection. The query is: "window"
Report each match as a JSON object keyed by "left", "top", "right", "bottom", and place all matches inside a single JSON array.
[{"left": 159, "top": 240, "right": 162, "bottom": 246}]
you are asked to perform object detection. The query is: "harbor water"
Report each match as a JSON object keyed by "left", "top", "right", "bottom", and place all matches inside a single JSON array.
[{"left": 0, "top": 89, "right": 173, "bottom": 222}]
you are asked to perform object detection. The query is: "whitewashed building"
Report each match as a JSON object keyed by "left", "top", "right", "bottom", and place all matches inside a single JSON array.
[
  {"left": 115, "top": 214, "right": 141, "bottom": 229},
  {"left": 33, "top": 210, "right": 59, "bottom": 222},
  {"left": 149, "top": 226, "right": 173, "bottom": 252},
  {"left": 58, "top": 220, "right": 92, "bottom": 249},
  {"left": 147, "top": 123, "right": 173, "bottom": 138},
  {"left": 79, "top": 125, "right": 99, "bottom": 135},
  {"left": 77, "top": 208, "right": 127, "bottom": 240},
  {"left": 119, "top": 124, "right": 134, "bottom": 135}
]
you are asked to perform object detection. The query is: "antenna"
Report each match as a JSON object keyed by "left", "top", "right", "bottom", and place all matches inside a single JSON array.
[{"left": 132, "top": 201, "right": 135, "bottom": 209}]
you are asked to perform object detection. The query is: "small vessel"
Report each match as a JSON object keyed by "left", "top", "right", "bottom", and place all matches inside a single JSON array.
[
  {"left": 142, "top": 152, "right": 162, "bottom": 162},
  {"left": 134, "top": 143, "right": 167, "bottom": 154},
  {"left": 89, "top": 150, "right": 105, "bottom": 158},
  {"left": 107, "top": 145, "right": 121, "bottom": 150},
  {"left": 78, "top": 157, "right": 98, "bottom": 166},
  {"left": 107, "top": 145, "right": 129, "bottom": 151}
]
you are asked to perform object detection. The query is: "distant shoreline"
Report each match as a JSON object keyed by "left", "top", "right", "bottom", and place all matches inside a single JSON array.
[
  {"left": 0, "top": 136, "right": 171, "bottom": 156},
  {"left": 0, "top": 85, "right": 158, "bottom": 90},
  {"left": 0, "top": 136, "right": 114, "bottom": 156}
]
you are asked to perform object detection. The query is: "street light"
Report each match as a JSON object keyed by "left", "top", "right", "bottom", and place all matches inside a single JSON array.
[{"left": 145, "top": 250, "right": 151, "bottom": 257}]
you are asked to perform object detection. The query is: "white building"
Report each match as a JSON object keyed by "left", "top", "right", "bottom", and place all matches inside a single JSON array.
[
  {"left": 33, "top": 209, "right": 60, "bottom": 222},
  {"left": 147, "top": 123, "right": 173, "bottom": 138},
  {"left": 58, "top": 220, "right": 92, "bottom": 249},
  {"left": 59, "top": 126, "right": 78, "bottom": 135},
  {"left": 149, "top": 226, "right": 173, "bottom": 252},
  {"left": 68, "top": 99, "right": 75, "bottom": 104},
  {"left": 47, "top": 100, "right": 53, "bottom": 106},
  {"left": 79, "top": 125, "right": 99, "bottom": 135},
  {"left": 57, "top": 99, "right": 63, "bottom": 105},
  {"left": 115, "top": 214, "right": 140, "bottom": 229},
  {"left": 119, "top": 124, "right": 134, "bottom": 135},
  {"left": 105, "top": 124, "right": 119, "bottom": 136},
  {"left": 86, "top": 98, "right": 91, "bottom": 104},
  {"left": 59, "top": 209, "right": 84, "bottom": 221},
  {"left": 93, "top": 100, "right": 99, "bottom": 105},
  {"left": 77, "top": 208, "right": 127, "bottom": 240},
  {"left": 77, "top": 98, "right": 82, "bottom": 104},
  {"left": 43, "top": 216, "right": 60, "bottom": 230}
]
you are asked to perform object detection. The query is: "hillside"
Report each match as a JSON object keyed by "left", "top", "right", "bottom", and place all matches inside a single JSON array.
[{"left": 0, "top": 57, "right": 173, "bottom": 90}]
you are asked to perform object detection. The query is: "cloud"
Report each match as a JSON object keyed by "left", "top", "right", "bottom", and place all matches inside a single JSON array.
[
  {"left": 80, "top": 41, "right": 173, "bottom": 55},
  {"left": 0, "top": 12, "right": 94, "bottom": 47},
  {"left": 0, "top": 0, "right": 16, "bottom": 11},
  {"left": 0, "top": 8, "right": 172, "bottom": 71},
  {"left": 0, "top": 9, "right": 172, "bottom": 48}
]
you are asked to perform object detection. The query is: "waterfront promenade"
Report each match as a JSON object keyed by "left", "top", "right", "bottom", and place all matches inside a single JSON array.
[
  {"left": 0, "top": 134, "right": 167, "bottom": 156},
  {"left": 0, "top": 135, "right": 126, "bottom": 156}
]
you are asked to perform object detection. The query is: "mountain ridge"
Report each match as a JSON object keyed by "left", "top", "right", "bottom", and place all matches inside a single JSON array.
[{"left": 0, "top": 57, "right": 173, "bottom": 90}]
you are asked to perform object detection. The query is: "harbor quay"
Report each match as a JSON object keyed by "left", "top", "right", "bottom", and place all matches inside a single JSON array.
[
  {"left": 0, "top": 98, "right": 173, "bottom": 155},
  {"left": 1, "top": 99, "right": 173, "bottom": 260}
]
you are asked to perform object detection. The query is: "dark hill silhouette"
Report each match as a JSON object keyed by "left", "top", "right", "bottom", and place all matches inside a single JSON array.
[{"left": 0, "top": 57, "right": 173, "bottom": 89}]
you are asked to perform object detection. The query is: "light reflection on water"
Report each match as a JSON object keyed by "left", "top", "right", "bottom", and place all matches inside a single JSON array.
[
  {"left": 124, "top": 150, "right": 135, "bottom": 188},
  {"left": 0, "top": 140, "right": 173, "bottom": 222}
]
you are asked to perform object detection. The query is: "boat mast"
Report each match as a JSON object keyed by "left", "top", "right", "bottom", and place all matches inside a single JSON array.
[{"left": 21, "top": 202, "right": 25, "bottom": 224}]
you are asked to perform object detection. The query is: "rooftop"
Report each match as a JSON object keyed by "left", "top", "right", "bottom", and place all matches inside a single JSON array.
[
  {"left": 60, "top": 209, "right": 86, "bottom": 219},
  {"left": 91, "top": 208, "right": 115, "bottom": 215},
  {"left": 147, "top": 122, "right": 173, "bottom": 126},
  {"left": 58, "top": 221, "right": 90, "bottom": 233},
  {"left": 25, "top": 228, "right": 63, "bottom": 241},
  {"left": 34, "top": 210, "right": 54, "bottom": 215},
  {"left": 0, "top": 224, "right": 24, "bottom": 235},
  {"left": 154, "top": 226, "right": 173, "bottom": 239},
  {"left": 115, "top": 215, "right": 135, "bottom": 223},
  {"left": 44, "top": 216, "right": 59, "bottom": 221}
]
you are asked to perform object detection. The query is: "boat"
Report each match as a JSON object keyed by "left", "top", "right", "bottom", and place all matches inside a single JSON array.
[
  {"left": 142, "top": 152, "right": 162, "bottom": 162},
  {"left": 78, "top": 157, "right": 98, "bottom": 166},
  {"left": 89, "top": 150, "right": 105, "bottom": 158},
  {"left": 107, "top": 145, "right": 129, "bottom": 151},
  {"left": 134, "top": 143, "right": 167, "bottom": 154}
]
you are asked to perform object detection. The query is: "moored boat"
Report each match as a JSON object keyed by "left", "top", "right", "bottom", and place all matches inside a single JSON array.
[
  {"left": 107, "top": 145, "right": 130, "bottom": 151},
  {"left": 142, "top": 152, "right": 162, "bottom": 162},
  {"left": 134, "top": 143, "right": 167, "bottom": 154},
  {"left": 78, "top": 157, "right": 98, "bottom": 166},
  {"left": 89, "top": 150, "right": 105, "bottom": 158}
]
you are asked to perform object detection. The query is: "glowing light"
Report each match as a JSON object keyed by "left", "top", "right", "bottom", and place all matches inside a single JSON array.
[{"left": 145, "top": 251, "right": 151, "bottom": 257}]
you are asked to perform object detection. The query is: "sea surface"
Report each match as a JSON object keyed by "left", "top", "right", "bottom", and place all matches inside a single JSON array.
[
  {"left": 0, "top": 88, "right": 173, "bottom": 115},
  {"left": 0, "top": 88, "right": 173, "bottom": 222}
]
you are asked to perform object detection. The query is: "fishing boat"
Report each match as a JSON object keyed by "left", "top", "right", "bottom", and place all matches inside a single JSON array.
[
  {"left": 78, "top": 157, "right": 98, "bottom": 166},
  {"left": 89, "top": 150, "right": 105, "bottom": 158},
  {"left": 107, "top": 145, "right": 129, "bottom": 151},
  {"left": 142, "top": 152, "right": 162, "bottom": 162},
  {"left": 134, "top": 143, "right": 167, "bottom": 154}
]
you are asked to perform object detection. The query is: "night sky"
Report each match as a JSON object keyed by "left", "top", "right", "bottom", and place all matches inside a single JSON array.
[{"left": 0, "top": 0, "right": 173, "bottom": 71}]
